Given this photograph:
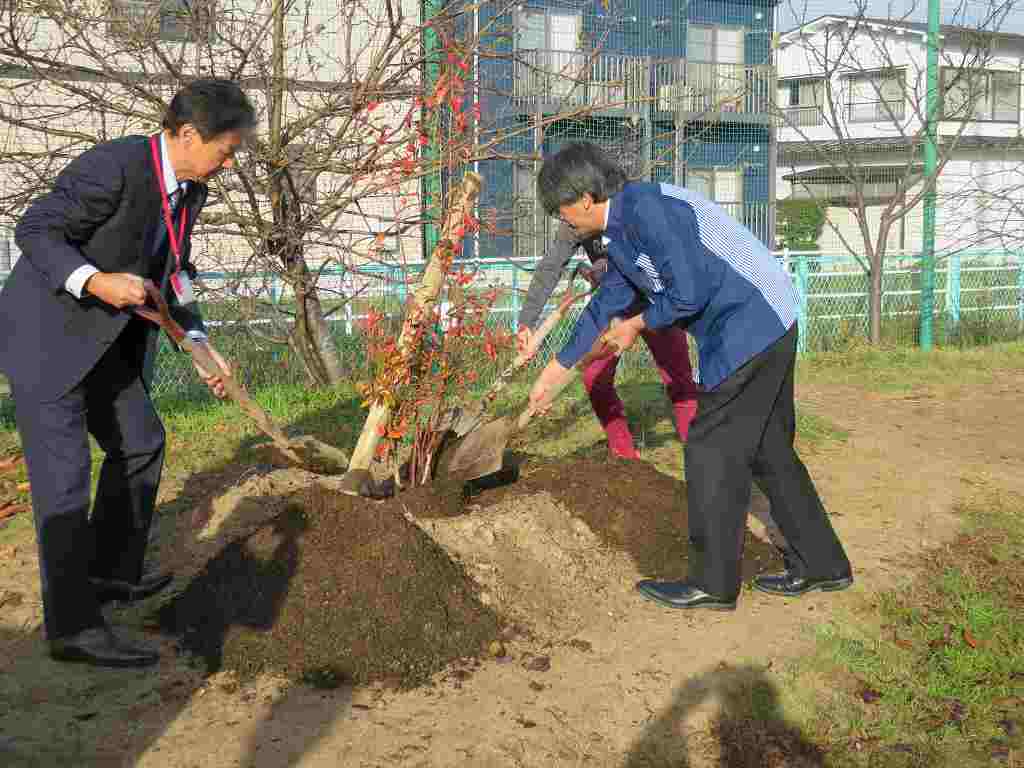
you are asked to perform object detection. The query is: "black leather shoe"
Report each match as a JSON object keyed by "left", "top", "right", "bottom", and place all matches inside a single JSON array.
[
  {"left": 49, "top": 625, "right": 159, "bottom": 668},
  {"left": 90, "top": 570, "right": 174, "bottom": 603},
  {"left": 636, "top": 580, "right": 737, "bottom": 611},
  {"left": 753, "top": 570, "right": 853, "bottom": 598}
]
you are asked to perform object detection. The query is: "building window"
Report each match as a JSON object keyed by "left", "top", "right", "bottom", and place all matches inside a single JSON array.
[
  {"left": 686, "top": 167, "right": 743, "bottom": 206},
  {"left": 782, "top": 165, "right": 922, "bottom": 206},
  {"left": 686, "top": 25, "right": 746, "bottom": 111},
  {"left": 777, "top": 78, "right": 826, "bottom": 127},
  {"left": 845, "top": 70, "right": 905, "bottom": 123},
  {"left": 686, "top": 25, "right": 744, "bottom": 65},
  {"left": 108, "top": 0, "right": 215, "bottom": 43},
  {"left": 942, "top": 68, "right": 1020, "bottom": 123},
  {"left": 514, "top": 9, "right": 583, "bottom": 101}
]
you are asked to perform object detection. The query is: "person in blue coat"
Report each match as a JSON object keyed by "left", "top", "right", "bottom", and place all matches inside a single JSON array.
[{"left": 529, "top": 142, "right": 852, "bottom": 610}]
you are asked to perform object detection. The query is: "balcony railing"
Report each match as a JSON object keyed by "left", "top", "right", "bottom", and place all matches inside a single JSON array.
[
  {"left": 512, "top": 49, "right": 647, "bottom": 111},
  {"left": 107, "top": 0, "right": 213, "bottom": 42},
  {"left": 777, "top": 104, "right": 827, "bottom": 128},
  {"left": 511, "top": 50, "right": 775, "bottom": 117},
  {"left": 847, "top": 99, "right": 905, "bottom": 123},
  {"left": 512, "top": 200, "right": 774, "bottom": 255},
  {"left": 652, "top": 60, "right": 775, "bottom": 117}
]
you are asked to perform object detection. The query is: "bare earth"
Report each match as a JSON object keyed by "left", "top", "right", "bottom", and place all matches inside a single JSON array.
[{"left": 1, "top": 371, "right": 1023, "bottom": 768}]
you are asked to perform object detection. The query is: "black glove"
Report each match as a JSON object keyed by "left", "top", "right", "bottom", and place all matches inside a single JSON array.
[{"left": 579, "top": 258, "right": 608, "bottom": 289}]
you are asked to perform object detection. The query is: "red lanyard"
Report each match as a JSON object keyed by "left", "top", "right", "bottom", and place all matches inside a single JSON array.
[{"left": 149, "top": 135, "right": 188, "bottom": 272}]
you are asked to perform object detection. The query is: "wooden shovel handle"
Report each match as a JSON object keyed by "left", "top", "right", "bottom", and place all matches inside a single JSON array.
[
  {"left": 132, "top": 281, "right": 297, "bottom": 454},
  {"left": 514, "top": 317, "right": 624, "bottom": 432}
]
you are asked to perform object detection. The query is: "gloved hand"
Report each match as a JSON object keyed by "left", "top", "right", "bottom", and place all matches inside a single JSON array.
[{"left": 578, "top": 258, "right": 608, "bottom": 289}]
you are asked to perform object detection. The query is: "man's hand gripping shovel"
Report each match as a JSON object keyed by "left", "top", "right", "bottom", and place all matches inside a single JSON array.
[{"left": 133, "top": 280, "right": 350, "bottom": 475}]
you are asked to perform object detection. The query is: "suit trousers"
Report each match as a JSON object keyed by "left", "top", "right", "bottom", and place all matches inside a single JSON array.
[
  {"left": 683, "top": 324, "right": 851, "bottom": 600},
  {"left": 12, "top": 321, "right": 166, "bottom": 639}
]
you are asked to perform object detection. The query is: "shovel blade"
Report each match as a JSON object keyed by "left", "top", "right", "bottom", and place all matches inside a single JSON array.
[{"left": 438, "top": 417, "right": 513, "bottom": 481}]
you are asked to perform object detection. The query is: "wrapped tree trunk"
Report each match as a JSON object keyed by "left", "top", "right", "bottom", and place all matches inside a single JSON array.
[{"left": 339, "top": 171, "right": 483, "bottom": 496}]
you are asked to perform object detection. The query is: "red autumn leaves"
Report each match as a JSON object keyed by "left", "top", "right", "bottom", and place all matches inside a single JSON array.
[{"left": 0, "top": 453, "right": 28, "bottom": 522}]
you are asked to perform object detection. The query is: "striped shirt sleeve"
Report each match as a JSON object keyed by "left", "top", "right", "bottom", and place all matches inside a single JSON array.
[{"left": 629, "top": 191, "right": 704, "bottom": 330}]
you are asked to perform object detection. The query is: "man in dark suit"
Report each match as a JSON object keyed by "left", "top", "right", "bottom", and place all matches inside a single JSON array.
[{"left": 0, "top": 79, "right": 255, "bottom": 667}]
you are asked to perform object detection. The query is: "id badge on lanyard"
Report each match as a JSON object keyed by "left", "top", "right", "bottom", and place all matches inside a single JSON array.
[{"left": 149, "top": 135, "right": 193, "bottom": 304}]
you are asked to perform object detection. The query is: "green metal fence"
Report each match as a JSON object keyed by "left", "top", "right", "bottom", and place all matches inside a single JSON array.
[{"left": 2, "top": 248, "right": 1022, "bottom": 403}]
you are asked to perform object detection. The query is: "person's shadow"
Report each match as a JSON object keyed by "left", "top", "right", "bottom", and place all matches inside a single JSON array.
[
  {"left": 622, "top": 663, "right": 825, "bottom": 768},
  {"left": 0, "top": 388, "right": 363, "bottom": 767},
  {"left": 0, "top": 485, "right": 316, "bottom": 768}
]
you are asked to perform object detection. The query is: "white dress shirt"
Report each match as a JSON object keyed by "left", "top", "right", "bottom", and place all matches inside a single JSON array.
[{"left": 65, "top": 135, "right": 206, "bottom": 341}]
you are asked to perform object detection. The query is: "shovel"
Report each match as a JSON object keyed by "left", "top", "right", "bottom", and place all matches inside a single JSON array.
[
  {"left": 436, "top": 316, "right": 624, "bottom": 482},
  {"left": 133, "top": 280, "right": 350, "bottom": 474},
  {"left": 439, "top": 274, "right": 595, "bottom": 441}
]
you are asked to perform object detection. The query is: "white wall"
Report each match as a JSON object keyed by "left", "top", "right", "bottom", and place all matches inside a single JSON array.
[
  {"left": 777, "top": 153, "right": 1024, "bottom": 256},
  {"left": 776, "top": 18, "right": 1024, "bottom": 144}
]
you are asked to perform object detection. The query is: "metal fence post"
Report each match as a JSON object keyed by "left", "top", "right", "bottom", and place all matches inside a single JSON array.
[
  {"left": 511, "top": 262, "right": 520, "bottom": 328},
  {"left": 1018, "top": 251, "right": 1024, "bottom": 332},
  {"left": 946, "top": 250, "right": 961, "bottom": 334},
  {"left": 270, "top": 272, "right": 280, "bottom": 304},
  {"left": 796, "top": 252, "right": 809, "bottom": 354}
]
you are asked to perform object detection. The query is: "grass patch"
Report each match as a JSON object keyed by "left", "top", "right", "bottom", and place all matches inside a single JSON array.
[
  {"left": 797, "top": 340, "right": 1024, "bottom": 394},
  {"left": 783, "top": 489, "right": 1024, "bottom": 766}
]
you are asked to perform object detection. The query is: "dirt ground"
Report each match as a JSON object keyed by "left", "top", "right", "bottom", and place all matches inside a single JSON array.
[{"left": 2, "top": 371, "right": 1024, "bottom": 768}]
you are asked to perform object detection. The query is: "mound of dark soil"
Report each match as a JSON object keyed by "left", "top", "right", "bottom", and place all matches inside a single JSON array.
[
  {"left": 471, "top": 456, "right": 782, "bottom": 581},
  {"left": 159, "top": 484, "right": 500, "bottom": 688}
]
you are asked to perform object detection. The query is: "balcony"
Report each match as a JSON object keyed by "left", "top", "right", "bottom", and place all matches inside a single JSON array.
[
  {"left": 652, "top": 60, "right": 775, "bottom": 120},
  {"left": 511, "top": 50, "right": 647, "bottom": 113},
  {"left": 847, "top": 99, "right": 905, "bottom": 124},
  {"left": 510, "top": 50, "right": 774, "bottom": 121},
  {"left": 107, "top": 0, "right": 214, "bottom": 43},
  {"left": 511, "top": 200, "right": 774, "bottom": 255},
  {"left": 777, "top": 104, "right": 827, "bottom": 128}
]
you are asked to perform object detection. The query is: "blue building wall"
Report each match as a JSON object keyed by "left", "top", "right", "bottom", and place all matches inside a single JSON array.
[{"left": 473, "top": 0, "right": 777, "bottom": 256}]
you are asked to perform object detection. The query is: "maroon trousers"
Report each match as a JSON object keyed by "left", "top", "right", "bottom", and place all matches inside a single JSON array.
[{"left": 580, "top": 325, "right": 698, "bottom": 458}]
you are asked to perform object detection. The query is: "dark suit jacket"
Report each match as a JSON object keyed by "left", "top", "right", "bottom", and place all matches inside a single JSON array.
[{"left": 0, "top": 135, "right": 207, "bottom": 401}]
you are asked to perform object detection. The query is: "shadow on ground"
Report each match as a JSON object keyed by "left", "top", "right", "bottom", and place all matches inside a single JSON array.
[{"left": 623, "top": 663, "right": 825, "bottom": 768}]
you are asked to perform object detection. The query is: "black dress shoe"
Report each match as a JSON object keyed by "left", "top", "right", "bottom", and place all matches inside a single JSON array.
[
  {"left": 753, "top": 570, "right": 853, "bottom": 598},
  {"left": 90, "top": 570, "right": 174, "bottom": 603},
  {"left": 50, "top": 625, "right": 159, "bottom": 668},
  {"left": 636, "top": 580, "right": 737, "bottom": 611}
]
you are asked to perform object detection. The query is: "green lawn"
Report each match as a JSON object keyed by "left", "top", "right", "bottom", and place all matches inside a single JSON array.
[{"left": 775, "top": 490, "right": 1024, "bottom": 766}]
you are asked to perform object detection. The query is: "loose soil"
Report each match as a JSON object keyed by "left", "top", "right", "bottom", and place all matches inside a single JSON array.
[
  {"left": 468, "top": 455, "right": 783, "bottom": 581},
  {"left": 159, "top": 485, "right": 501, "bottom": 689},
  {"left": 1, "top": 372, "right": 1023, "bottom": 766}
]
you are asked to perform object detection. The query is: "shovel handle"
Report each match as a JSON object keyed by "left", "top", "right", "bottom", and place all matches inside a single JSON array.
[
  {"left": 133, "top": 280, "right": 187, "bottom": 344},
  {"left": 515, "top": 317, "right": 624, "bottom": 432},
  {"left": 131, "top": 281, "right": 296, "bottom": 453}
]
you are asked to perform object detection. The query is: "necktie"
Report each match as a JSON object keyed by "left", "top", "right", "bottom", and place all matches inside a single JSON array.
[{"left": 168, "top": 185, "right": 183, "bottom": 211}]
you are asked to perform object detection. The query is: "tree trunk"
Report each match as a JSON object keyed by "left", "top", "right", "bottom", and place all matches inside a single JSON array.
[
  {"left": 869, "top": 260, "right": 884, "bottom": 345},
  {"left": 339, "top": 171, "right": 483, "bottom": 494}
]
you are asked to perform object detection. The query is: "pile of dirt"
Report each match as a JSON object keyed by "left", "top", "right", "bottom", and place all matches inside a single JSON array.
[
  {"left": 470, "top": 456, "right": 782, "bottom": 581},
  {"left": 158, "top": 483, "right": 500, "bottom": 689}
]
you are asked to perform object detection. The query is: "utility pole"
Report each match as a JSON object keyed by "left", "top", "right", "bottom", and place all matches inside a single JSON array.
[
  {"left": 919, "top": 0, "right": 940, "bottom": 350},
  {"left": 422, "top": 0, "right": 443, "bottom": 262}
]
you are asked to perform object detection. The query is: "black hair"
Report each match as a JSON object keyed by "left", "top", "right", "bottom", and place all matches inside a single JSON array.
[
  {"left": 537, "top": 141, "right": 628, "bottom": 217},
  {"left": 162, "top": 79, "right": 256, "bottom": 141}
]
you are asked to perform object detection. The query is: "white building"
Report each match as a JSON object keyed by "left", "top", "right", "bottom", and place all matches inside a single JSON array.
[
  {"left": 775, "top": 14, "right": 1024, "bottom": 257},
  {"left": 0, "top": 0, "right": 423, "bottom": 285}
]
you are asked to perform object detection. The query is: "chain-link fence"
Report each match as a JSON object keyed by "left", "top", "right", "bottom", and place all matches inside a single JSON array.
[
  {"left": 782, "top": 248, "right": 1024, "bottom": 352},
  {"left": 2, "top": 248, "right": 1022, "bottom": 405}
]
